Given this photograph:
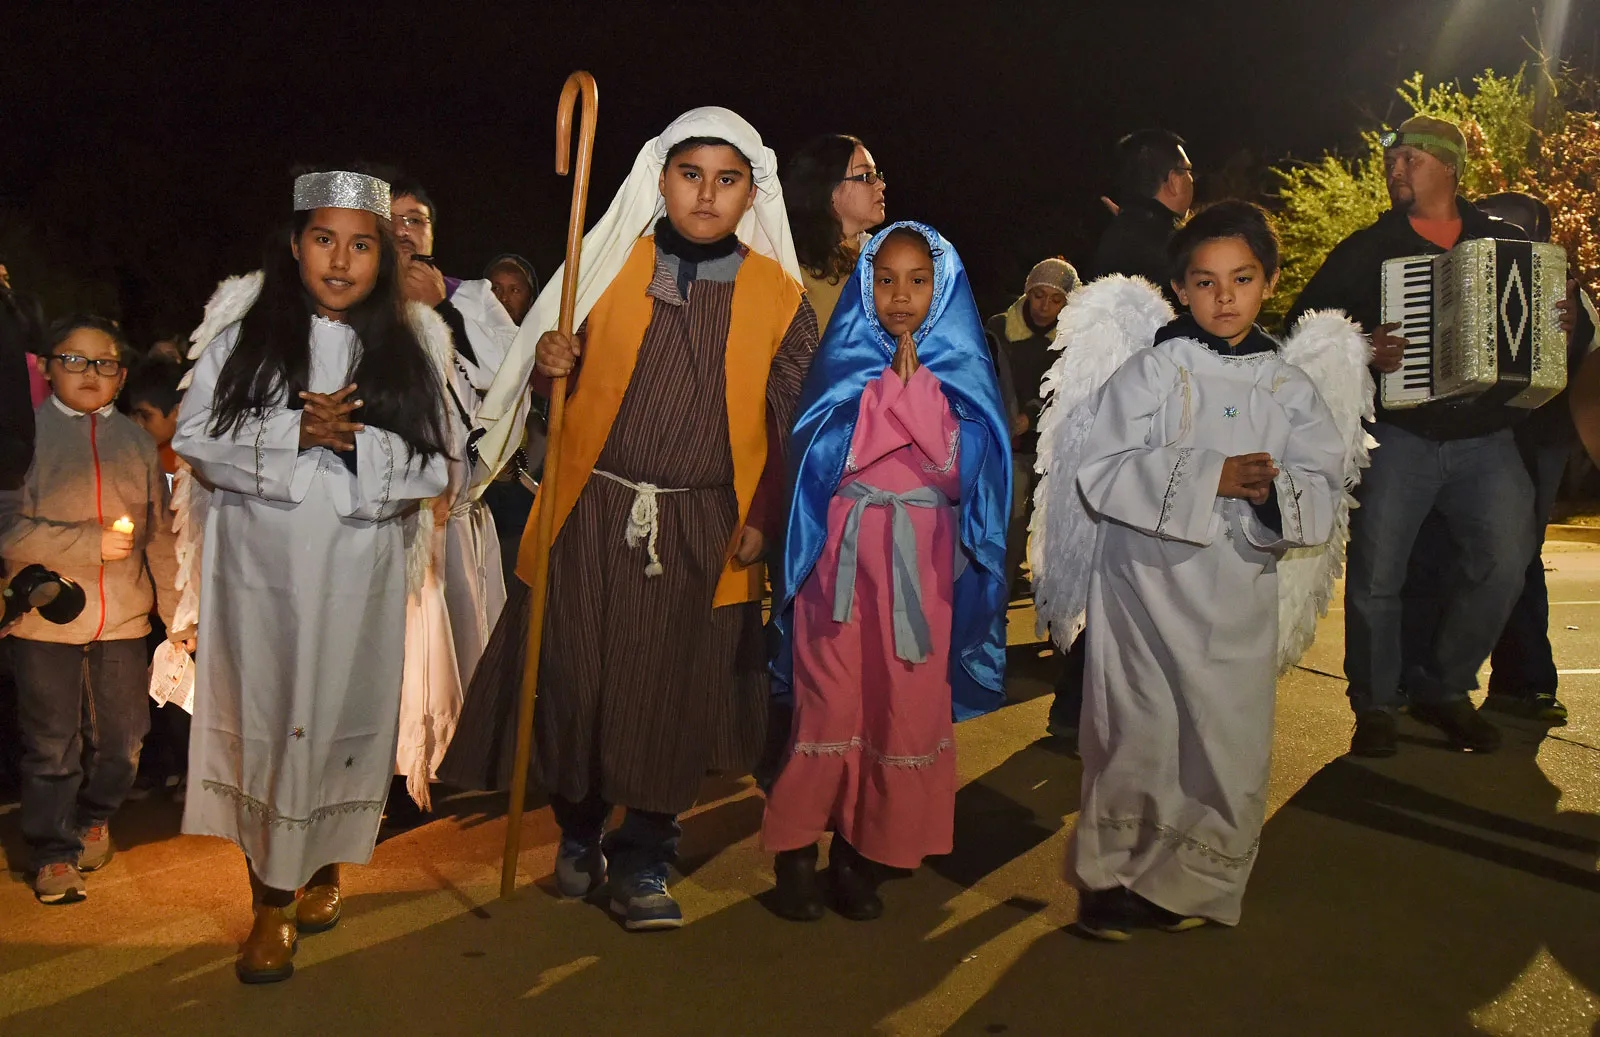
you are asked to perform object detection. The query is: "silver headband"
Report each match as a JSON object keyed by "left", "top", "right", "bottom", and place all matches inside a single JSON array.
[{"left": 292, "top": 171, "right": 392, "bottom": 221}]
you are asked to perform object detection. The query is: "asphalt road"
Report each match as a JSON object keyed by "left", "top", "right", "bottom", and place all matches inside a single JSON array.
[{"left": 3, "top": 542, "right": 1600, "bottom": 1036}]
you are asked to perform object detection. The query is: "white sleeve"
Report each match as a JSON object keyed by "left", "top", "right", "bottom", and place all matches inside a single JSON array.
[
  {"left": 170, "top": 326, "right": 319, "bottom": 504},
  {"left": 1076, "top": 351, "right": 1226, "bottom": 547},
  {"left": 341, "top": 427, "right": 450, "bottom": 521},
  {"left": 1240, "top": 370, "right": 1346, "bottom": 552}
]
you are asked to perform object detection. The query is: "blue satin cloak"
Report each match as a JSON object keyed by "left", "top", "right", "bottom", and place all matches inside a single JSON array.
[{"left": 771, "top": 221, "right": 1012, "bottom": 721}]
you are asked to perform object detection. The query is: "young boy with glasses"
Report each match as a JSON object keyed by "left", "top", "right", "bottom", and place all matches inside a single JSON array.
[{"left": 1, "top": 315, "right": 180, "bottom": 903}]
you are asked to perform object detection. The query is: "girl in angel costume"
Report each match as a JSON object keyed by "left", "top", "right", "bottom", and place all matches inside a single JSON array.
[
  {"left": 1029, "top": 202, "right": 1374, "bottom": 939},
  {"left": 171, "top": 170, "right": 454, "bottom": 983}
]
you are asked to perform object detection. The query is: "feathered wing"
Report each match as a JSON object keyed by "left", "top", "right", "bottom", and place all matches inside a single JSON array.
[
  {"left": 1029, "top": 276, "right": 1175, "bottom": 647},
  {"left": 1275, "top": 309, "right": 1376, "bottom": 672}
]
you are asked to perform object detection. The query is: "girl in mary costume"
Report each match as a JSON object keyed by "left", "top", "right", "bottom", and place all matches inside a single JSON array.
[{"left": 764, "top": 222, "right": 1011, "bottom": 922}]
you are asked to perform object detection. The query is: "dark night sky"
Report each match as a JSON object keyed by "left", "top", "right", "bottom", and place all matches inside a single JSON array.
[{"left": 2, "top": 1, "right": 1595, "bottom": 341}]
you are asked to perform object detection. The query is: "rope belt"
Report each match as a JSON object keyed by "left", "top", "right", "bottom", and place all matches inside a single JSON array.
[
  {"left": 594, "top": 469, "right": 689, "bottom": 577},
  {"left": 832, "top": 480, "right": 949, "bottom": 665}
]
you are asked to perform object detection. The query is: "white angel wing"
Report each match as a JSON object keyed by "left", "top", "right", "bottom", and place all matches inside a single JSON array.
[
  {"left": 1029, "top": 275, "right": 1175, "bottom": 647},
  {"left": 1275, "top": 309, "right": 1376, "bottom": 672}
]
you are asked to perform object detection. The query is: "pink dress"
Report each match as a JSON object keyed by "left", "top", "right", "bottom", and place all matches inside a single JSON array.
[{"left": 762, "top": 364, "right": 961, "bottom": 869}]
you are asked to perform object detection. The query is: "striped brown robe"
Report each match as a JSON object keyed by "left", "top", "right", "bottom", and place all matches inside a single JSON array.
[{"left": 440, "top": 247, "right": 817, "bottom": 814}]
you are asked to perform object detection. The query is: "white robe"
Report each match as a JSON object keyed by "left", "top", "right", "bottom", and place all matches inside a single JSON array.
[
  {"left": 174, "top": 317, "right": 448, "bottom": 891},
  {"left": 1068, "top": 336, "right": 1344, "bottom": 925}
]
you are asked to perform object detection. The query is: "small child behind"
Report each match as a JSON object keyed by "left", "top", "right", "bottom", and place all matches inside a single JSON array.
[
  {"left": 1069, "top": 202, "right": 1346, "bottom": 938},
  {"left": 1, "top": 316, "right": 180, "bottom": 904},
  {"left": 124, "top": 353, "right": 186, "bottom": 480}
]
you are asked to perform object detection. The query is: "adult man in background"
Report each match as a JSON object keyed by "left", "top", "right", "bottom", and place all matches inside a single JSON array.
[
  {"left": 1286, "top": 116, "right": 1576, "bottom": 758},
  {"left": 1091, "top": 129, "right": 1194, "bottom": 298}
]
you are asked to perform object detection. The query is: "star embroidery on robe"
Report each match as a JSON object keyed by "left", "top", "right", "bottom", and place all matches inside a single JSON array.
[
  {"left": 1223, "top": 406, "right": 1239, "bottom": 418},
  {"left": 292, "top": 726, "right": 306, "bottom": 740},
  {"left": 345, "top": 757, "right": 354, "bottom": 768}
]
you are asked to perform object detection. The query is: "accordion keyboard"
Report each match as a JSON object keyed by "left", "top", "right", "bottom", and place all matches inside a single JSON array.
[{"left": 1381, "top": 256, "right": 1437, "bottom": 407}]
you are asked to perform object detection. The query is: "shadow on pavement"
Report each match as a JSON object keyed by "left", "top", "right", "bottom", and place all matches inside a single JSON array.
[{"left": 942, "top": 724, "right": 1600, "bottom": 1036}]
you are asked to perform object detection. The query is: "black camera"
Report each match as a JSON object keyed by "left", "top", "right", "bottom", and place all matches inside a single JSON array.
[{"left": 2, "top": 565, "right": 87, "bottom": 629}]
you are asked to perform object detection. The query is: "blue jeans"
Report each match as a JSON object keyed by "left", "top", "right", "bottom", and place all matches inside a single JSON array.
[
  {"left": 9, "top": 639, "right": 149, "bottom": 867},
  {"left": 1487, "top": 441, "right": 1568, "bottom": 697},
  {"left": 1345, "top": 424, "right": 1536, "bottom": 713},
  {"left": 1400, "top": 441, "right": 1568, "bottom": 699},
  {"left": 551, "top": 791, "right": 681, "bottom": 884}
]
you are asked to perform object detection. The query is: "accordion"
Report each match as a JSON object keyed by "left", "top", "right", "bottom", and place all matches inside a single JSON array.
[{"left": 1379, "top": 238, "right": 1568, "bottom": 410}]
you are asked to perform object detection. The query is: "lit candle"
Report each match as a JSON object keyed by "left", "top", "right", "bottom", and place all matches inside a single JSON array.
[{"left": 112, "top": 516, "right": 134, "bottom": 534}]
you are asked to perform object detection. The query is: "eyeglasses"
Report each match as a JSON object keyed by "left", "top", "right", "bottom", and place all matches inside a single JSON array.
[
  {"left": 394, "top": 214, "right": 432, "bottom": 230},
  {"left": 841, "top": 169, "right": 887, "bottom": 186},
  {"left": 48, "top": 353, "right": 123, "bottom": 376}
]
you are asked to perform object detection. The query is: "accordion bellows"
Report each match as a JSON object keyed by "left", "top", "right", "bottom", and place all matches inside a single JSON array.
[{"left": 1380, "top": 238, "right": 1568, "bottom": 410}]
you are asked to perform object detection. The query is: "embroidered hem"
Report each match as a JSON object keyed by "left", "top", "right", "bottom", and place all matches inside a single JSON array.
[
  {"left": 1097, "top": 815, "right": 1259, "bottom": 870},
  {"left": 791, "top": 736, "right": 954, "bottom": 769},
  {"left": 921, "top": 427, "right": 960, "bottom": 474},
  {"left": 201, "top": 780, "right": 384, "bottom": 831}
]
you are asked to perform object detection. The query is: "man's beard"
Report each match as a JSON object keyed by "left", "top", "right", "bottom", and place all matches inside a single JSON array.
[{"left": 1389, "top": 182, "right": 1415, "bottom": 212}]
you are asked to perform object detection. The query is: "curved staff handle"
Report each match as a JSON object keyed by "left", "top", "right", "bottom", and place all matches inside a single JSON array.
[{"left": 501, "top": 70, "right": 598, "bottom": 901}]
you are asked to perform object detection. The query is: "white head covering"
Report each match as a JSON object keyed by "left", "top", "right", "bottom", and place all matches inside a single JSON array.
[{"left": 471, "top": 107, "right": 800, "bottom": 492}]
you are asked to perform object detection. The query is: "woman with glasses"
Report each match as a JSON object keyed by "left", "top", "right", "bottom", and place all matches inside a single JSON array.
[{"left": 783, "top": 134, "right": 888, "bottom": 332}]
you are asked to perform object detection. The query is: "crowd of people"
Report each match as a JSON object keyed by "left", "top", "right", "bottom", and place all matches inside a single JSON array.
[{"left": 0, "top": 105, "right": 1594, "bottom": 984}]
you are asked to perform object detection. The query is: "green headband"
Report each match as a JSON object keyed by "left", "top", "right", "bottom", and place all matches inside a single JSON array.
[{"left": 1380, "top": 130, "right": 1466, "bottom": 172}]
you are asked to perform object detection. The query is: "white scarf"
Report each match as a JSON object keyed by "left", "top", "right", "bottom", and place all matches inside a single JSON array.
[{"left": 470, "top": 106, "right": 800, "bottom": 493}]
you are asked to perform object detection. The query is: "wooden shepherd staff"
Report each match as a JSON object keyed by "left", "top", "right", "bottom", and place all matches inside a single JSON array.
[{"left": 501, "top": 70, "right": 598, "bottom": 899}]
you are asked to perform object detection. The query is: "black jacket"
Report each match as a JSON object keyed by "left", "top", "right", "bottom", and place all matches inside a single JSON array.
[
  {"left": 1092, "top": 196, "right": 1182, "bottom": 300},
  {"left": 1285, "top": 197, "right": 1529, "bottom": 441},
  {"left": 0, "top": 292, "right": 38, "bottom": 492}
]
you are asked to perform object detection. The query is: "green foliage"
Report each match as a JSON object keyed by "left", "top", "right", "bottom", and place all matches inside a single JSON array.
[{"left": 1273, "top": 66, "right": 1597, "bottom": 326}]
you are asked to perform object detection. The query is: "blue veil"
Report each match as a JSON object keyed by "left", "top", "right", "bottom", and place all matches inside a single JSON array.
[{"left": 771, "top": 221, "right": 1012, "bottom": 720}]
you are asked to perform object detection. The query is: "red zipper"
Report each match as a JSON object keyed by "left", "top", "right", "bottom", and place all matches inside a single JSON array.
[{"left": 89, "top": 413, "right": 106, "bottom": 640}]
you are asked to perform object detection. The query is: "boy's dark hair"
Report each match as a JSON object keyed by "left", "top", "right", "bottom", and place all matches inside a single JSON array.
[
  {"left": 46, "top": 314, "right": 129, "bottom": 361},
  {"left": 1116, "top": 129, "right": 1187, "bottom": 202},
  {"left": 784, "top": 133, "right": 866, "bottom": 281},
  {"left": 1167, "top": 200, "right": 1280, "bottom": 283},
  {"left": 665, "top": 136, "right": 753, "bottom": 173},
  {"left": 124, "top": 354, "right": 185, "bottom": 413},
  {"left": 387, "top": 173, "right": 437, "bottom": 225},
  {"left": 207, "top": 168, "right": 450, "bottom": 460}
]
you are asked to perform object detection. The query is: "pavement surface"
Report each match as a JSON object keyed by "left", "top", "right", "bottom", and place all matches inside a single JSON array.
[{"left": 4, "top": 541, "right": 1600, "bottom": 1036}]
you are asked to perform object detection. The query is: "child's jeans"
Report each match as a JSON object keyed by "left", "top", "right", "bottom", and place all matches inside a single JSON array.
[{"left": 8, "top": 639, "right": 150, "bottom": 867}]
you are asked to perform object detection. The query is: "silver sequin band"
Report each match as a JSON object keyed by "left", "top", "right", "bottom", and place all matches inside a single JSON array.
[{"left": 292, "top": 171, "right": 391, "bottom": 220}]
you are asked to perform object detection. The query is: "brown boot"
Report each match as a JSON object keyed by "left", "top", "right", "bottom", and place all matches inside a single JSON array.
[
  {"left": 237, "top": 903, "right": 297, "bottom": 984},
  {"left": 296, "top": 882, "right": 342, "bottom": 934}
]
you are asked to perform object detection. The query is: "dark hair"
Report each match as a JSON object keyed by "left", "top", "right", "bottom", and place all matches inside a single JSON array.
[
  {"left": 1116, "top": 129, "right": 1188, "bottom": 202},
  {"left": 47, "top": 314, "right": 129, "bottom": 361},
  {"left": 124, "top": 354, "right": 185, "bottom": 413},
  {"left": 387, "top": 173, "right": 437, "bottom": 225},
  {"left": 1477, "top": 191, "right": 1552, "bottom": 243},
  {"left": 664, "top": 136, "right": 752, "bottom": 171},
  {"left": 484, "top": 253, "right": 540, "bottom": 296},
  {"left": 784, "top": 134, "right": 865, "bottom": 282},
  {"left": 871, "top": 226, "right": 940, "bottom": 264},
  {"left": 1167, "top": 200, "right": 1281, "bottom": 283},
  {"left": 207, "top": 192, "right": 450, "bottom": 460}
]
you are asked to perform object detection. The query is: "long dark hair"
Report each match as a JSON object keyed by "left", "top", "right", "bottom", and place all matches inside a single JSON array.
[
  {"left": 208, "top": 206, "right": 450, "bottom": 459},
  {"left": 784, "top": 133, "right": 864, "bottom": 282}
]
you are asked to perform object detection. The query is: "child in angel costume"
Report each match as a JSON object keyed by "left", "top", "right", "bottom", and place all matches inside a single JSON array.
[
  {"left": 1029, "top": 201, "right": 1375, "bottom": 939},
  {"left": 171, "top": 170, "right": 454, "bottom": 983}
]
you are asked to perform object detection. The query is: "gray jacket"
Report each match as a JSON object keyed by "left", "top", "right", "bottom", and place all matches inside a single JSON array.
[{"left": 1, "top": 398, "right": 178, "bottom": 643}]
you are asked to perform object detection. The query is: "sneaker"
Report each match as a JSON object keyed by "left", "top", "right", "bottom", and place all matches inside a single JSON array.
[
  {"left": 609, "top": 864, "right": 684, "bottom": 931},
  {"left": 1482, "top": 693, "right": 1568, "bottom": 727},
  {"left": 1135, "top": 893, "right": 1207, "bottom": 933},
  {"left": 1410, "top": 699, "right": 1502, "bottom": 753},
  {"left": 1350, "top": 710, "right": 1399, "bottom": 758},
  {"left": 35, "top": 862, "right": 87, "bottom": 905},
  {"left": 554, "top": 838, "right": 607, "bottom": 899},
  {"left": 77, "top": 822, "right": 114, "bottom": 872},
  {"left": 1074, "top": 888, "right": 1139, "bottom": 942}
]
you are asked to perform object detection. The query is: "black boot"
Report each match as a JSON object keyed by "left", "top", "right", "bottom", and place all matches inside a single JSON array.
[
  {"left": 772, "top": 845, "right": 825, "bottom": 922},
  {"left": 827, "top": 837, "right": 883, "bottom": 921}
]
